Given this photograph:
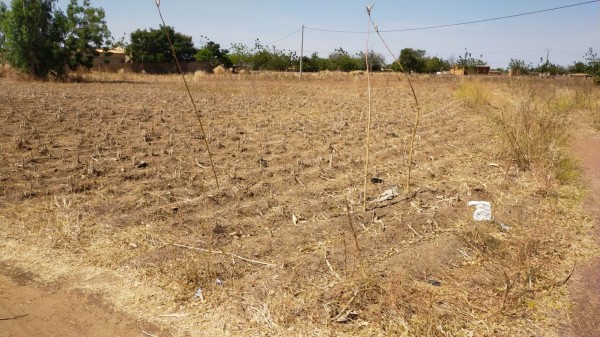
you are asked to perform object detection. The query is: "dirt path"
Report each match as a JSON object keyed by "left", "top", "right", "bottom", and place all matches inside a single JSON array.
[
  {"left": 0, "top": 263, "right": 166, "bottom": 337},
  {"left": 568, "top": 135, "right": 600, "bottom": 337}
]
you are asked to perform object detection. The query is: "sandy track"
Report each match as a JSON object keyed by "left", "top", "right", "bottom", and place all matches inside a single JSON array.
[
  {"left": 0, "top": 262, "right": 166, "bottom": 337},
  {"left": 568, "top": 135, "right": 600, "bottom": 336}
]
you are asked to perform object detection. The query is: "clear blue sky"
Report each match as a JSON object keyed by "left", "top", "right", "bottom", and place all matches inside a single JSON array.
[{"left": 55, "top": 0, "right": 600, "bottom": 69}]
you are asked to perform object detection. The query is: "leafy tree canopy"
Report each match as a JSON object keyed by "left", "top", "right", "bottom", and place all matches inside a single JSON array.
[
  {"left": 508, "top": 58, "right": 532, "bottom": 75},
  {"left": 0, "top": 0, "right": 110, "bottom": 78},
  {"left": 396, "top": 48, "right": 426, "bottom": 73},
  {"left": 424, "top": 56, "right": 450, "bottom": 73},
  {"left": 127, "top": 26, "right": 196, "bottom": 63},
  {"left": 0, "top": 2, "right": 7, "bottom": 62},
  {"left": 228, "top": 42, "right": 252, "bottom": 68},
  {"left": 328, "top": 47, "right": 361, "bottom": 72},
  {"left": 392, "top": 48, "right": 449, "bottom": 73},
  {"left": 195, "top": 37, "right": 231, "bottom": 68},
  {"left": 457, "top": 48, "right": 486, "bottom": 68},
  {"left": 569, "top": 61, "right": 587, "bottom": 74},
  {"left": 357, "top": 50, "right": 386, "bottom": 71},
  {"left": 583, "top": 48, "right": 600, "bottom": 83},
  {"left": 249, "top": 39, "right": 297, "bottom": 71}
]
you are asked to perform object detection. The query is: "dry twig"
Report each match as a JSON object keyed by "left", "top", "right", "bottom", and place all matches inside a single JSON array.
[
  {"left": 173, "top": 243, "right": 277, "bottom": 267},
  {"left": 0, "top": 313, "right": 28, "bottom": 321}
]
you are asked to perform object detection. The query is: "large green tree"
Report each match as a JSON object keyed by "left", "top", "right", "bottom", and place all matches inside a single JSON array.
[
  {"left": 195, "top": 40, "right": 231, "bottom": 68},
  {"left": 63, "top": 0, "right": 111, "bottom": 70},
  {"left": 328, "top": 47, "right": 361, "bottom": 72},
  {"left": 0, "top": 0, "right": 110, "bottom": 78},
  {"left": 127, "top": 26, "right": 196, "bottom": 63},
  {"left": 396, "top": 48, "right": 426, "bottom": 73},
  {"left": 357, "top": 50, "right": 386, "bottom": 71},
  {"left": 424, "top": 56, "right": 450, "bottom": 73}
]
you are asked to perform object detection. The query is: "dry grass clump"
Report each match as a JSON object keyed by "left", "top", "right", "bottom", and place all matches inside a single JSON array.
[
  {"left": 455, "top": 79, "right": 492, "bottom": 108},
  {"left": 592, "top": 108, "right": 600, "bottom": 131},
  {"left": 467, "top": 81, "right": 580, "bottom": 195},
  {"left": 0, "top": 63, "right": 31, "bottom": 80},
  {"left": 213, "top": 65, "right": 226, "bottom": 74},
  {"left": 193, "top": 70, "right": 207, "bottom": 81},
  {"left": 0, "top": 63, "right": 10, "bottom": 77}
]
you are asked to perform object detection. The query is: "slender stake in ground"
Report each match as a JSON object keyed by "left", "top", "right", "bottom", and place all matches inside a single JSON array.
[
  {"left": 155, "top": 2, "right": 219, "bottom": 189},
  {"left": 368, "top": 10, "right": 422, "bottom": 194},
  {"left": 363, "top": 4, "right": 374, "bottom": 212}
]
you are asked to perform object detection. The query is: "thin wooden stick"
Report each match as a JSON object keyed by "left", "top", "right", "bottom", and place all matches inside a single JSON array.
[
  {"left": 363, "top": 4, "right": 374, "bottom": 212},
  {"left": 367, "top": 11, "right": 422, "bottom": 194},
  {"left": 325, "top": 250, "right": 342, "bottom": 281},
  {"left": 173, "top": 243, "right": 277, "bottom": 267},
  {"left": 407, "top": 223, "right": 423, "bottom": 238},
  {"left": 345, "top": 201, "right": 365, "bottom": 277},
  {"left": 333, "top": 290, "right": 358, "bottom": 322},
  {"left": 0, "top": 313, "right": 28, "bottom": 320},
  {"left": 155, "top": 2, "right": 219, "bottom": 189}
]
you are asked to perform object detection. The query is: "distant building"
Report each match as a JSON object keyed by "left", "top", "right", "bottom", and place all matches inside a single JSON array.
[
  {"left": 93, "top": 47, "right": 129, "bottom": 65},
  {"left": 568, "top": 73, "right": 592, "bottom": 79},
  {"left": 450, "top": 65, "right": 491, "bottom": 75}
]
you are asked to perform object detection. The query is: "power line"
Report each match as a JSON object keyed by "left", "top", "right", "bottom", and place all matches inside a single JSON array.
[
  {"left": 269, "top": 27, "right": 302, "bottom": 45},
  {"left": 305, "top": 0, "right": 600, "bottom": 34}
]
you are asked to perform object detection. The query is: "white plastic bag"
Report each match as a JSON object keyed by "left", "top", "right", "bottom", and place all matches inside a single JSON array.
[{"left": 467, "top": 201, "right": 492, "bottom": 221}]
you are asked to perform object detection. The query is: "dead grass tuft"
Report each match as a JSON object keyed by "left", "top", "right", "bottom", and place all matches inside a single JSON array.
[
  {"left": 490, "top": 85, "right": 570, "bottom": 182},
  {"left": 455, "top": 79, "right": 491, "bottom": 108}
]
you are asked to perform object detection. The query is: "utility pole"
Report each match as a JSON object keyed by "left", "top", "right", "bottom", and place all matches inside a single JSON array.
[{"left": 299, "top": 25, "right": 304, "bottom": 78}]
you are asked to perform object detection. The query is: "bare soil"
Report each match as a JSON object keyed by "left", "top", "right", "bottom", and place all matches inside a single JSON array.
[
  {"left": 0, "top": 262, "right": 166, "bottom": 337},
  {"left": 568, "top": 135, "right": 600, "bottom": 337},
  {"left": 0, "top": 72, "right": 598, "bottom": 336}
]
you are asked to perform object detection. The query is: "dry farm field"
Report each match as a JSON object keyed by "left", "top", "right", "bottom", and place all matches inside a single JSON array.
[{"left": 1, "top": 71, "right": 599, "bottom": 336}]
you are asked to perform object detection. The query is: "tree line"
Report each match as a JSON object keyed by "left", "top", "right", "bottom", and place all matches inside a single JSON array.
[
  {"left": 0, "top": 0, "right": 598, "bottom": 82},
  {"left": 508, "top": 49, "right": 599, "bottom": 77}
]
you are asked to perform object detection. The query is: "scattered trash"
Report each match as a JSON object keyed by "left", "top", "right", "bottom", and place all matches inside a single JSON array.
[
  {"left": 370, "top": 185, "right": 399, "bottom": 203},
  {"left": 216, "top": 278, "right": 224, "bottom": 286},
  {"left": 292, "top": 214, "right": 299, "bottom": 225},
  {"left": 467, "top": 201, "right": 492, "bottom": 221},
  {"left": 370, "top": 177, "right": 383, "bottom": 184},
  {"left": 427, "top": 279, "right": 441, "bottom": 287},
  {"left": 193, "top": 287, "right": 204, "bottom": 302},
  {"left": 499, "top": 223, "right": 510, "bottom": 232}
]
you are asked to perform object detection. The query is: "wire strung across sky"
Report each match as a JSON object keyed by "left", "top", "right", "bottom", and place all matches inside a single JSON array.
[
  {"left": 269, "top": 27, "right": 303, "bottom": 45},
  {"left": 300, "top": 0, "right": 600, "bottom": 34}
]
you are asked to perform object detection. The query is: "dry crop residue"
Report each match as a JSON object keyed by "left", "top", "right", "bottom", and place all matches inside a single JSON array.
[{"left": 0, "top": 73, "right": 598, "bottom": 336}]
